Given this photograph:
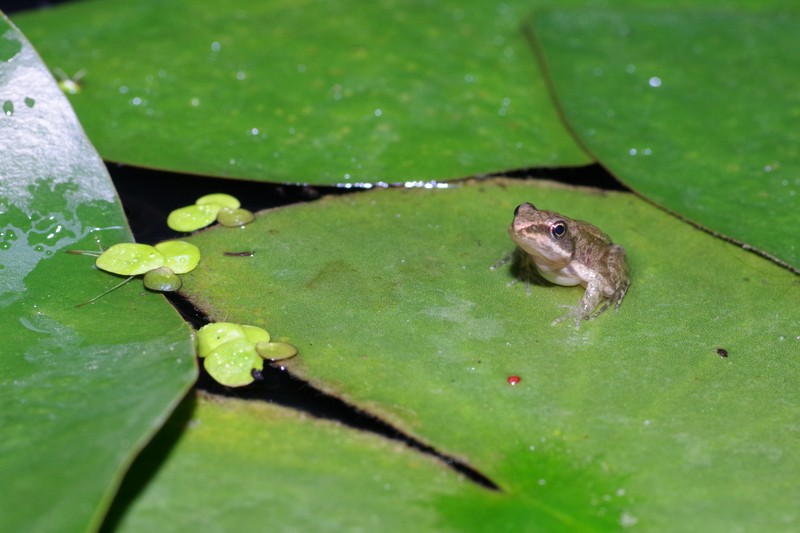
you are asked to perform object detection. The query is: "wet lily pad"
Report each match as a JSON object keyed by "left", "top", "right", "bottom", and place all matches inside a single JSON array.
[
  {"left": 180, "top": 179, "right": 799, "bottom": 530},
  {"left": 529, "top": 8, "right": 800, "bottom": 269},
  {"left": 0, "top": 15, "right": 196, "bottom": 532},
  {"left": 12, "top": 0, "right": 588, "bottom": 185},
  {"left": 110, "top": 394, "right": 613, "bottom": 532}
]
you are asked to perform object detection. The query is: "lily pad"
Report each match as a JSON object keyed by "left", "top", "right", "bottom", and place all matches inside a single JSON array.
[
  {"left": 0, "top": 15, "right": 196, "bottom": 532},
  {"left": 529, "top": 8, "right": 800, "bottom": 270},
  {"left": 110, "top": 394, "right": 612, "bottom": 532},
  {"left": 12, "top": 0, "right": 588, "bottom": 185},
  {"left": 180, "top": 179, "right": 800, "bottom": 530}
]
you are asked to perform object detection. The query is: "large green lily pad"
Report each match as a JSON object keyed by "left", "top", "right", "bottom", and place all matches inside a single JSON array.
[
  {"left": 529, "top": 9, "right": 800, "bottom": 270},
  {"left": 12, "top": 0, "right": 588, "bottom": 185},
  {"left": 180, "top": 179, "right": 799, "bottom": 530},
  {"left": 0, "top": 15, "right": 196, "bottom": 532},
  {"left": 108, "top": 393, "right": 625, "bottom": 531}
]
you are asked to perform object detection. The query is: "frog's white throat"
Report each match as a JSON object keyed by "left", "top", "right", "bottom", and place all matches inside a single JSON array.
[{"left": 518, "top": 245, "right": 582, "bottom": 287}]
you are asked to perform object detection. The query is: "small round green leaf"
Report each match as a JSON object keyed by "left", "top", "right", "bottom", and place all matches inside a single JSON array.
[
  {"left": 196, "top": 193, "right": 240, "bottom": 209},
  {"left": 255, "top": 341, "right": 298, "bottom": 362},
  {"left": 204, "top": 338, "right": 263, "bottom": 387},
  {"left": 167, "top": 204, "right": 220, "bottom": 232},
  {"left": 143, "top": 266, "right": 181, "bottom": 292},
  {"left": 216, "top": 207, "right": 255, "bottom": 227},
  {"left": 95, "top": 243, "right": 164, "bottom": 276},
  {"left": 241, "top": 325, "right": 270, "bottom": 344},
  {"left": 154, "top": 240, "right": 201, "bottom": 274},
  {"left": 196, "top": 322, "right": 246, "bottom": 358}
]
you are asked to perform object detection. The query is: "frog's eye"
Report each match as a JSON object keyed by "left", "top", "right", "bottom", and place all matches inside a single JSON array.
[{"left": 550, "top": 221, "right": 567, "bottom": 239}]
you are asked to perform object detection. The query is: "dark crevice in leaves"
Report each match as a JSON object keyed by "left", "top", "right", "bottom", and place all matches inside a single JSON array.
[
  {"left": 163, "top": 289, "right": 500, "bottom": 491},
  {"left": 99, "top": 394, "right": 197, "bottom": 533},
  {"left": 109, "top": 162, "right": 627, "bottom": 244},
  {"left": 492, "top": 163, "right": 629, "bottom": 192},
  {"left": 3, "top": 0, "right": 74, "bottom": 15},
  {"left": 108, "top": 163, "right": 339, "bottom": 243}
]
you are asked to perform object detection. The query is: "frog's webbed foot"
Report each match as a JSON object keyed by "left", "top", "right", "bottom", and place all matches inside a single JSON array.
[
  {"left": 552, "top": 284, "right": 605, "bottom": 327},
  {"left": 551, "top": 305, "right": 586, "bottom": 328},
  {"left": 588, "top": 299, "right": 612, "bottom": 320}
]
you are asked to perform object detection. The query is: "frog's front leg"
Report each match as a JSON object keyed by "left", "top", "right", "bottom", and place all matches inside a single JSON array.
[
  {"left": 490, "top": 251, "right": 514, "bottom": 271},
  {"left": 551, "top": 281, "right": 603, "bottom": 327}
]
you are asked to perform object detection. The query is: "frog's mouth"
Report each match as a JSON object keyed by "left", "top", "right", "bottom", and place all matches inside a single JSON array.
[{"left": 509, "top": 225, "right": 571, "bottom": 267}]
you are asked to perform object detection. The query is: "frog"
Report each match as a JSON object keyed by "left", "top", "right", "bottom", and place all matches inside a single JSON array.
[{"left": 494, "top": 202, "right": 630, "bottom": 327}]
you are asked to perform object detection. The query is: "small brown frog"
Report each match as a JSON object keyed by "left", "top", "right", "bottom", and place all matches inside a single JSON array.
[{"left": 496, "top": 202, "right": 629, "bottom": 326}]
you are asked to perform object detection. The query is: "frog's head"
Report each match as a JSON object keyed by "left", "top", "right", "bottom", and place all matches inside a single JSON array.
[{"left": 508, "top": 202, "right": 574, "bottom": 266}]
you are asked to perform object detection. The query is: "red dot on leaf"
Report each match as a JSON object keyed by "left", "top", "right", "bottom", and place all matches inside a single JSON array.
[{"left": 507, "top": 375, "right": 521, "bottom": 386}]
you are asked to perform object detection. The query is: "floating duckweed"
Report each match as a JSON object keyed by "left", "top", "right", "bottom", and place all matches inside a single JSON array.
[
  {"left": 204, "top": 338, "right": 264, "bottom": 387},
  {"left": 167, "top": 193, "right": 253, "bottom": 232},
  {"left": 167, "top": 204, "right": 220, "bottom": 232},
  {"left": 196, "top": 323, "right": 296, "bottom": 386},
  {"left": 143, "top": 266, "right": 182, "bottom": 292},
  {"left": 197, "top": 193, "right": 240, "bottom": 209},
  {"left": 196, "top": 322, "right": 247, "bottom": 357},
  {"left": 75, "top": 239, "right": 201, "bottom": 304},
  {"left": 217, "top": 207, "right": 255, "bottom": 227},
  {"left": 154, "top": 240, "right": 201, "bottom": 274},
  {"left": 95, "top": 243, "right": 164, "bottom": 276},
  {"left": 241, "top": 324, "right": 271, "bottom": 344},
  {"left": 256, "top": 341, "right": 298, "bottom": 361}
]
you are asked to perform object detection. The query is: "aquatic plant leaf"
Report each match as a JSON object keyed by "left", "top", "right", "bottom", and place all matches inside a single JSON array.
[
  {"left": 179, "top": 179, "right": 799, "bottom": 530},
  {"left": 530, "top": 9, "right": 800, "bottom": 269},
  {"left": 12, "top": 0, "right": 589, "bottom": 185},
  {"left": 0, "top": 15, "right": 196, "bottom": 532}
]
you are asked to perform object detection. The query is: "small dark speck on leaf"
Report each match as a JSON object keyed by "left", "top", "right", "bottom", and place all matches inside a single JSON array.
[
  {"left": 224, "top": 251, "right": 255, "bottom": 257},
  {"left": 715, "top": 348, "right": 729, "bottom": 358}
]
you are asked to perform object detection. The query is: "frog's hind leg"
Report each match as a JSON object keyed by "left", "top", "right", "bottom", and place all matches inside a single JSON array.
[
  {"left": 607, "top": 244, "right": 629, "bottom": 309},
  {"left": 613, "top": 282, "right": 629, "bottom": 310},
  {"left": 588, "top": 299, "right": 612, "bottom": 320}
]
